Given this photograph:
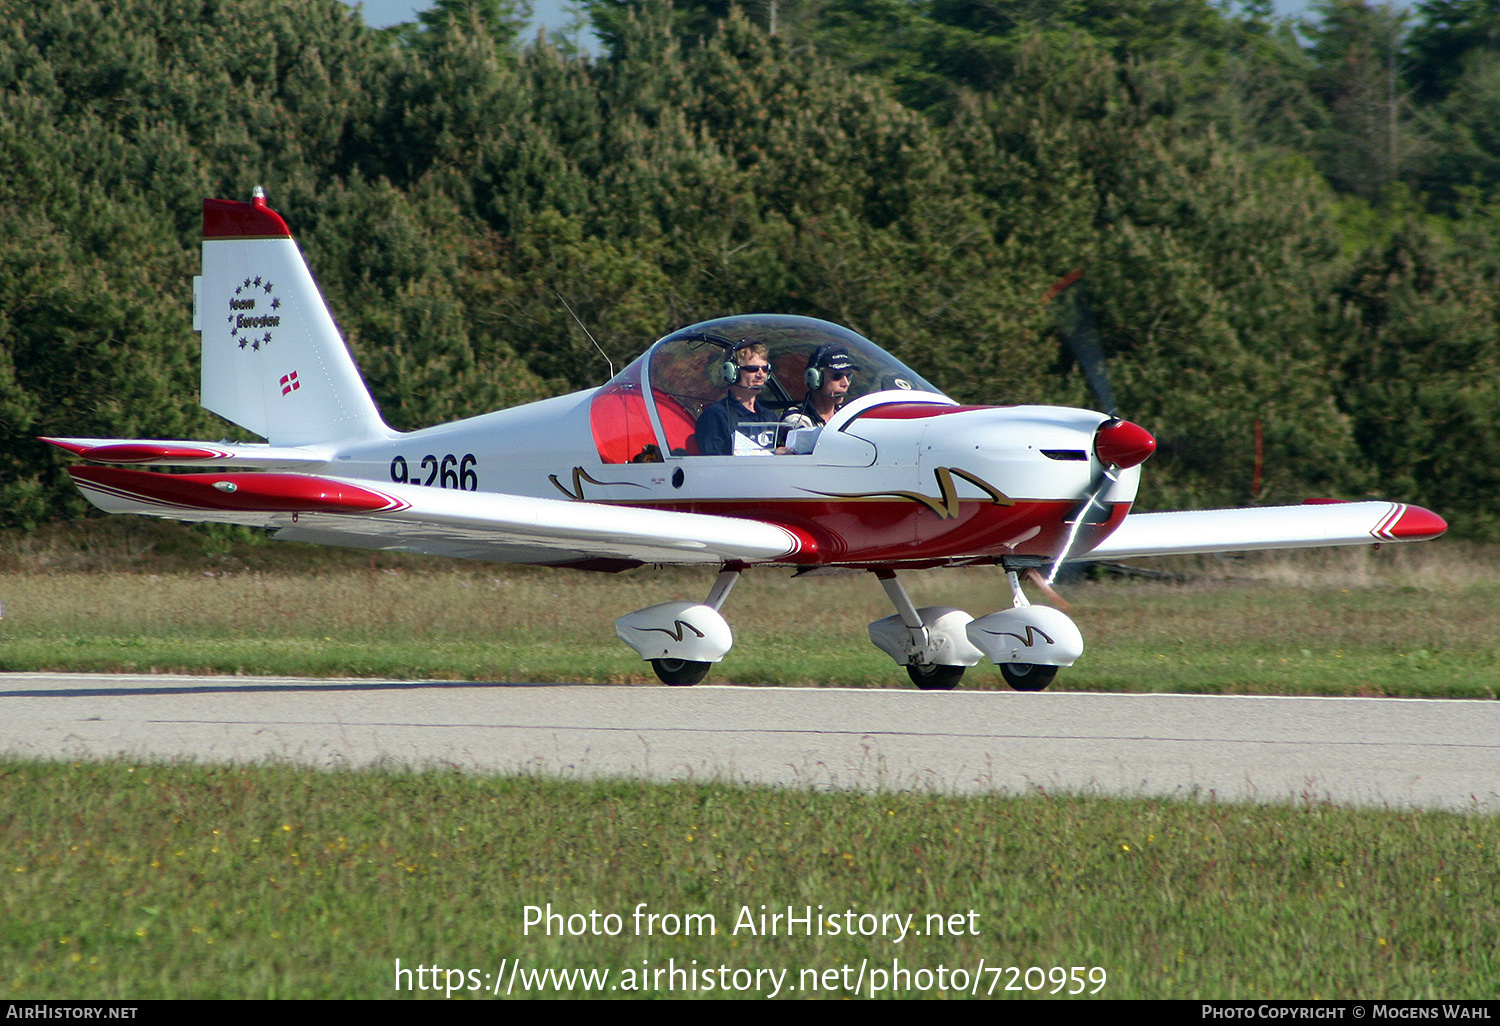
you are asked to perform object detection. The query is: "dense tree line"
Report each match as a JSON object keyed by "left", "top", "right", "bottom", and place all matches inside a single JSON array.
[{"left": 1, "top": 0, "right": 1498, "bottom": 537}]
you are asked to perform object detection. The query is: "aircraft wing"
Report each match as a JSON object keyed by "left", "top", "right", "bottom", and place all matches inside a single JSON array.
[
  {"left": 43, "top": 437, "right": 330, "bottom": 470},
  {"left": 1084, "top": 501, "right": 1447, "bottom": 560},
  {"left": 66, "top": 466, "right": 812, "bottom": 569}
]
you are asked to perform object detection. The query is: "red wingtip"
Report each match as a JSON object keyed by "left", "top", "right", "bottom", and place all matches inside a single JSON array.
[
  {"left": 89, "top": 444, "right": 230, "bottom": 464},
  {"left": 1387, "top": 505, "right": 1448, "bottom": 541},
  {"left": 203, "top": 197, "right": 290, "bottom": 239}
]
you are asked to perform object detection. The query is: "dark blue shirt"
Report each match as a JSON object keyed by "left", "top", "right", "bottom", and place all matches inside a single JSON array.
[{"left": 694, "top": 396, "right": 759, "bottom": 455}]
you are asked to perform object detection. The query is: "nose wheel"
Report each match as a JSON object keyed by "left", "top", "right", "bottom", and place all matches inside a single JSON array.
[{"left": 652, "top": 658, "right": 713, "bottom": 686}]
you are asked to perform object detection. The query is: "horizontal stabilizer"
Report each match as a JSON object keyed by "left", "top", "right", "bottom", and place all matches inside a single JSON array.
[
  {"left": 1085, "top": 501, "right": 1447, "bottom": 560},
  {"left": 67, "top": 466, "right": 813, "bottom": 568},
  {"left": 43, "top": 437, "right": 329, "bottom": 470}
]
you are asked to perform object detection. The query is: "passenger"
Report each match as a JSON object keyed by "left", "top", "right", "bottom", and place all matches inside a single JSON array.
[
  {"left": 694, "top": 343, "right": 771, "bottom": 455},
  {"left": 784, "top": 345, "right": 855, "bottom": 429}
]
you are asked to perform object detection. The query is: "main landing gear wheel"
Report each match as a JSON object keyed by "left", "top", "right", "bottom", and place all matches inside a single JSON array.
[
  {"left": 906, "top": 663, "right": 965, "bottom": 691},
  {"left": 999, "top": 662, "right": 1057, "bottom": 692},
  {"left": 652, "top": 658, "right": 712, "bottom": 686}
]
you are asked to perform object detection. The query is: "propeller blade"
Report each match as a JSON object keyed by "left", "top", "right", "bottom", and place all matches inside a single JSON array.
[
  {"left": 1045, "top": 269, "right": 1117, "bottom": 419},
  {"left": 1024, "top": 567, "right": 1072, "bottom": 612},
  {"left": 1045, "top": 463, "right": 1118, "bottom": 586},
  {"left": 1041, "top": 273, "right": 1157, "bottom": 590}
]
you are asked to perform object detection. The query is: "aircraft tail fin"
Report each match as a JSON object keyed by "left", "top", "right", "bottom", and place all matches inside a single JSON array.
[{"left": 193, "top": 189, "right": 390, "bottom": 447}]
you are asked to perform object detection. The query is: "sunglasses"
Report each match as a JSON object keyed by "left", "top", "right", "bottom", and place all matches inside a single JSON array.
[{"left": 738, "top": 364, "right": 770, "bottom": 374}]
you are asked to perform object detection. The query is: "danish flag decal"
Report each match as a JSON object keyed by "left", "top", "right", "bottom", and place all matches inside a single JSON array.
[{"left": 280, "top": 371, "right": 300, "bottom": 396}]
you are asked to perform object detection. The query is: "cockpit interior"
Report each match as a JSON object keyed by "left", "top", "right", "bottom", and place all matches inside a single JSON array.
[{"left": 590, "top": 314, "right": 943, "bottom": 463}]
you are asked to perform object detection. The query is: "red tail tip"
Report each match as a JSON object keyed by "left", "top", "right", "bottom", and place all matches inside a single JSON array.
[{"left": 203, "top": 196, "right": 290, "bottom": 239}]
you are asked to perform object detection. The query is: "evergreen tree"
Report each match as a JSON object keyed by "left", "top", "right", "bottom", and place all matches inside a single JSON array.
[
  {"left": 1, "top": 0, "right": 1497, "bottom": 535},
  {"left": 1333, "top": 214, "right": 1500, "bottom": 538},
  {"left": 1306, "top": 0, "right": 1427, "bottom": 201},
  {"left": 1406, "top": 0, "right": 1500, "bottom": 102}
]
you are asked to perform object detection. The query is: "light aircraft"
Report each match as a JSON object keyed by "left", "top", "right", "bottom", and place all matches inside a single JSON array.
[{"left": 45, "top": 190, "right": 1448, "bottom": 689}]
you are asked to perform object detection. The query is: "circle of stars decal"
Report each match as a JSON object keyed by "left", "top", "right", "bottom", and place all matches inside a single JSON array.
[{"left": 226, "top": 276, "right": 282, "bottom": 351}]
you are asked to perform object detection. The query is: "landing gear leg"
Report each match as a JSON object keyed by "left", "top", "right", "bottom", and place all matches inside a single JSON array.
[
  {"left": 962, "top": 565, "right": 1082, "bottom": 692},
  {"left": 1006, "top": 567, "right": 1029, "bottom": 609},
  {"left": 704, "top": 565, "right": 741, "bottom": 612},
  {"left": 873, "top": 570, "right": 968, "bottom": 691}
]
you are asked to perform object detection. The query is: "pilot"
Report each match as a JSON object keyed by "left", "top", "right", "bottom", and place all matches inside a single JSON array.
[
  {"left": 784, "top": 345, "right": 855, "bottom": 430},
  {"left": 694, "top": 343, "right": 771, "bottom": 455}
]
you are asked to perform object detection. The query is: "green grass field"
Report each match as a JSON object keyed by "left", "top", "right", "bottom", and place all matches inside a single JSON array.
[{"left": 3, "top": 762, "right": 1497, "bottom": 999}]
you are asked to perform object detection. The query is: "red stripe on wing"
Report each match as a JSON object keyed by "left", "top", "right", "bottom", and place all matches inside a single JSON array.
[
  {"left": 853, "top": 404, "right": 994, "bottom": 420},
  {"left": 45, "top": 441, "right": 235, "bottom": 464},
  {"left": 67, "top": 467, "right": 408, "bottom": 514}
]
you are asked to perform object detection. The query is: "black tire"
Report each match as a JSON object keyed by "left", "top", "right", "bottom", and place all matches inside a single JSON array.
[
  {"left": 652, "top": 658, "right": 712, "bottom": 686},
  {"left": 999, "top": 662, "right": 1057, "bottom": 692},
  {"left": 906, "top": 662, "right": 965, "bottom": 691}
]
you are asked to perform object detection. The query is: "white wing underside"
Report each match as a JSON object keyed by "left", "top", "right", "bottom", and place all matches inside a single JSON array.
[
  {"left": 1085, "top": 502, "right": 1434, "bottom": 560},
  {"left": 70, "top": 471, "right": 805, "bottom": 568}
]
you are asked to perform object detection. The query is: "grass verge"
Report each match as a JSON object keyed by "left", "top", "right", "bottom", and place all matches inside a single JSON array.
[
  {"left": 2, "top": 760, "right": 1496, "bottom": 999},
  {"left": 0, "top": 537, "right": 1496, "bottom": 696}
]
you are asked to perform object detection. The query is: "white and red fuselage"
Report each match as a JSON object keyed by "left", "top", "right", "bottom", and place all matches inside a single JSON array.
[
  {"left": 49, "top": 194, "right": 1445, "bottom": 577},
  {"left": 324, "top": 393, "right": 1150, "bottom": 569}
]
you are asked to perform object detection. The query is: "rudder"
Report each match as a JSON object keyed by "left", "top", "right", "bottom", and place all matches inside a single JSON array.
[{"left": 193, "top": 188, "right": 390, "bottom": 447}]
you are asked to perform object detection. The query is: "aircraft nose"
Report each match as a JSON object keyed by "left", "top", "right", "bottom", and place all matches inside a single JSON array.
[{"left": 1094, "top": 418, "right": 1156, "bottom": 469}]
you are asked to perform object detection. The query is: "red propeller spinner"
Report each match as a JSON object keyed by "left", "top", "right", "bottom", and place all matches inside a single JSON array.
[{"left": 1094, "top": 418, "right": 1156, "bottom": 469}]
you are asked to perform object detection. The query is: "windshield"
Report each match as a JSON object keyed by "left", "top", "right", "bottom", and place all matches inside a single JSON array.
[
  {"left": 647, "top": 315, "right": 943, "bottom": 452},
  {"left": 590, "top": 315, "right": 945, "bottom": 462}
]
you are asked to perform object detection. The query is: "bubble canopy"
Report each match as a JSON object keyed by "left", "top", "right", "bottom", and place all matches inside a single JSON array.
[{"left": 590, "top": 315, "right": 948, "bottom": 463}]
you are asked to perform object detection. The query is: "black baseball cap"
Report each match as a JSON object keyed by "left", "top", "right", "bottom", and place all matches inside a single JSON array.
[{"left": 811, "top": 346, "right": 856, "bottom": 374}]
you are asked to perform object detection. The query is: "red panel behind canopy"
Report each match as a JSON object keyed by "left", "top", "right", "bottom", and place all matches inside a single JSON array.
[{"left": 590, "top": 357, "right": 657, "bottom": 464}]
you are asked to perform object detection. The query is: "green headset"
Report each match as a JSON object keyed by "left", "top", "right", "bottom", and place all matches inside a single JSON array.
[
  {"left": 720, "top": 342, "right": 764, "bottom": 385},
  {"left": 804, "top": 345, "right": 851, "bottom": 391}
]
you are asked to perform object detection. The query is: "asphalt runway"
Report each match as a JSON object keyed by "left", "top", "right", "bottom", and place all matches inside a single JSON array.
[{"left": 2, "top": 672, "right": 1497, "bottom": 812}]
